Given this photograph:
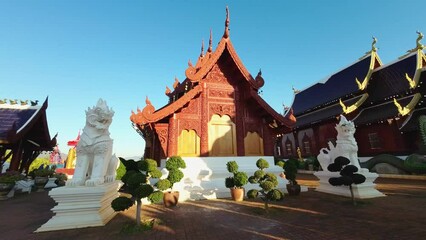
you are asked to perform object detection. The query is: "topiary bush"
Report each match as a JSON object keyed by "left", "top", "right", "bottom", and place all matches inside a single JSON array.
[
  {"left": 247, "top": 158, "right": 283, "bottom": 212},
  {"left": 111, "top": 157, "right": 164, "bottom": 226},
  {"left": 225, "top": 161, "right": 248, "bottom": 189},
  {"left": 156, "top": 155, "right": 186, "bottom": 192},
  {"left": 328, "top": 156, "right": 366, "bottom": 206}
]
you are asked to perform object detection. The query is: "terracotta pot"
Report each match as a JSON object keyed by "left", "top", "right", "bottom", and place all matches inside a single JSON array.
[
  {"left": 286, "top": 184, "right": 301, "bottom": 196},
  {"left": 163, "top": 191, "right": 179, "bottom": 207},
  {"left": 230, "top": 188, "right": 245, "bottom": 201},
  {"left": 0, "top": 183, "right": 15, "bottom": 200}
]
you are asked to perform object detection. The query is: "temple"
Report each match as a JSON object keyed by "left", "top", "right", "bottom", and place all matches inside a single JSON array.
[
  {"left": 131, "top": 8, "right": 295, "bottom": 161},
  {"left": 281, "top": 33, "right": 426, "bottom": 159},
  {"left": 0, "top": 97, "right": 57, "bottom": 173}
]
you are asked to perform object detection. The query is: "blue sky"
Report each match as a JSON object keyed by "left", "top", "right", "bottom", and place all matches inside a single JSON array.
[{"left": 0, "top": 0, "right": 424, "bottom": 158}]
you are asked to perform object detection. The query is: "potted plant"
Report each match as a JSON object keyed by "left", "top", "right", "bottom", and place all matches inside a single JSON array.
[
  {"left": 155, "top": 155, "right": 186, "bottom": 207},
  {"left": 247, "top": 158, "right": 284, "bottom": 213},
  {"left": 225, "top": 161, "right": 248, "bottom": 201},
  {"left": 30, "top": 164, "right": 55, "bottom": 191},
  {"left": 111, "top": 157, "right": 163, "bottom": 227},
  {"left": 0, "top": 171, "right": 24, "bottom": 200},
  {"left": 53, "top": 172, "right": 68, "bottom": 187},
  {"left": 283, "top": 159, "right": 301, "bottom": 196}
]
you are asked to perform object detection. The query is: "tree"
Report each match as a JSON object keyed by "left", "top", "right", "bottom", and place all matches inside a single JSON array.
[
  {"left": 328, "top": 156, "right": 366, "bottom": 206},
  {"left": 247, "top": 158, "right": 283, "bottom": 212},
  {"left": 111, "top": 158, "right": 163, "bottom": 226}
]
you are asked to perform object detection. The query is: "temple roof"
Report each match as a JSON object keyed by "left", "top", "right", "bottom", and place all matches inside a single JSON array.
[
  {"left": 295, "top": 95, "right": 364, "bottom": 129},
  {"left": 367, "top": 52, "right": 420, "bottom": 103},
  {"left": 292, "top": 53, "right": 380, "bottom": 116},
  {"left": 289, "top": 33, "right": 426, "bottom": 131},
  {"left": 131, "top": 8, "right": 294, "bottom": 130},
  {"left": 0, "top": 98, "right": 56, "bottom": 150}
]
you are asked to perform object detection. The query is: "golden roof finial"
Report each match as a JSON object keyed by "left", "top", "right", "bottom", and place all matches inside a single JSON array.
[
  {"left": 223, "top": 6, "right": 230, "bottom": 38},
  {"left": 208, "top": 29, "right": 213, "bottom": 52},
  {"left": 371, "top": 36, "right": 377, "bottom": 52},
  {"left": 406, "top": 31, "right": 424, "bottom": 53},
  {"left": 415, "top": 31, "right": 424, "bottom": 50},
  {"left": 292, "top": 86, "right": 300, "bottom": 94}
]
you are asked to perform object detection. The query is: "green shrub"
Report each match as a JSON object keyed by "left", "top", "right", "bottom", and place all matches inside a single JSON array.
[
  {"left": 256, "top": 158, "right": 269, "bottom": 169},
  {"left": 404, "top": 154, "right": 426, "bottom": 174},
  {"left": 156, "top": 179, "right": 172, "bottom": 191},
  {"left": 284, "top": 159, "right": 298, "bottom": 185},
  {"left": 111, "top": 196, "right": 134, "bottom": 211},
  {"left": 0, "top": 171, "right": 24, "bottom": 184},
  {"left": 148, "top": 191, "right": 164, "bottom": 203},
  {"left": 112, "top": 157, "right": 164, "bottom": 226},
  {"left": 162, "top": 156, "right": 186, "bottom": 190},
  {"left": 247, "top": 158, "right": 283, "bottom": 212},
  {"left": 226, "top": 161, "right": 239, "bottom": 174},
  {"left": 225, "top": 161, "right": 248, "bottom": 189}
]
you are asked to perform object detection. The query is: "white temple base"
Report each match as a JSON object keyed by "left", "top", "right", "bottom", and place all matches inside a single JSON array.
[
  {"left": 35, "top": 181, "right": 123, "bottom": 232},
  {"left": 314, "top": 169, "right": 385, "bottom": 199},
  {"left": 161, "top": 156, "right": 307, "bottom": 201}
]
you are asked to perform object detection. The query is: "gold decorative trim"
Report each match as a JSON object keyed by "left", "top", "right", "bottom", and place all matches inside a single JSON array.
[
  {"left": 393, "top": 93, "right": 422, "bottom": 116},
  {"left": 339, "top": 93, "right": 369, "bottom": 114},
  {"left": 356, "top": 54, "right": 378, "bottom": 90},
  {"left": 404, "top": 50, "right": 425, "bottom": 89}
]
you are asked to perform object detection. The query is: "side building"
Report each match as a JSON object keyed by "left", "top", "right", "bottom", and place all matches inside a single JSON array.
[
  {"left": 0, "top": 98, "right": 57, "bottom": 173},
  {"left": 281, "top": 33, "right": 426, "bottom": 160},
  {"left": 131, "top": 8, "right": 295, "bottom": 162}
]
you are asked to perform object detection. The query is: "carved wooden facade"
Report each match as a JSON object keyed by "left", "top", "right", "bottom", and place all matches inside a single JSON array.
[{"left": 131, "top": 8, "right": 295, "bottom": 161}]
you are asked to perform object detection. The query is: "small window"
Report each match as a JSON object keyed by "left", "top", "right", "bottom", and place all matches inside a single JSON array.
[
  {"left": 368, "top": 133, "right": 381, "bottom": 149},
  {"left": 303, "top": 140, "right": 311, "bottom": 155},
  {"left": 302, "top": 133, "right": 311, "bottom": 155},
  {"left": 286, "top": 143, "right": 292, "bottom": 155}
]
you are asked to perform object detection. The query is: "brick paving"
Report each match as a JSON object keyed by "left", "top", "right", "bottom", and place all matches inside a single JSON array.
[{"left": 1, "top": 174, "right": 425, "bottom": 240}]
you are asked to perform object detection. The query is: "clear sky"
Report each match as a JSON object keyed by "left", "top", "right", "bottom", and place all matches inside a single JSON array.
[{"left": 0, "top": 0, "right": 424, "bottom": 158}]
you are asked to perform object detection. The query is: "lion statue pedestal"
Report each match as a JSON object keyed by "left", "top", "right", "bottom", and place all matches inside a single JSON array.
[
  {"left": 36, "top": 99, "right": 122, "bottom": 232},
  {"left": 314, "top": 115, "right": 385, "bottom": 199}
]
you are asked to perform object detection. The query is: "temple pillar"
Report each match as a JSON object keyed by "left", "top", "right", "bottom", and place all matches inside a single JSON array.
[
  {"left": 9, "top": 140, "right": 23, "bottom": 171},
  {"left": 168, "top": 114, "right": 178, "bottom": 157},
  {"left": 200, "top": 83, "right": 209, "bottom": 156},
  {"left": 235, "top": 87, "right": 245, "bottom": 156}
]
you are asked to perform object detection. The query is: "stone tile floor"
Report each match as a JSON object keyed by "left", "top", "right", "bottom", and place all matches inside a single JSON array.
[{"left": 1, "top": 174, "right": 425, "bottom": 240}]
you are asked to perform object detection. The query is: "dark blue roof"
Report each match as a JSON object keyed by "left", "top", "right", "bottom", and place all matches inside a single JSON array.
[
  {"left": 0, "top": 108, "right": 38, "bottom": 139},
  {"left": 295, "top": 95, "right": 363, "bottom": 128},
  {"left": 367, "top": 54, "right": 417, "bottom": 103},
  {"left": 292, "top": 55, "right": 372, "bottom": 116}
]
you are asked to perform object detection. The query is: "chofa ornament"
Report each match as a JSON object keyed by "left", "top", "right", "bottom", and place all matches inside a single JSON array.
[
  {"left": 317, "top": 115, "right": 362, "bottom": 171},
  {"left": 67, "top": 99, "right": 119, "bottom": 187}
]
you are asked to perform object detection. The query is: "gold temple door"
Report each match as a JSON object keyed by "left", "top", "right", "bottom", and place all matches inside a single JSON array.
[
  {"left": 177, "top": 129, "right": 200, "bottom": 157},
  {"left": 244, "top": 131, "right": 264, "bottom": 156},
  {"left": 208, "top": 114, "right": 237, "bottom": 156}
]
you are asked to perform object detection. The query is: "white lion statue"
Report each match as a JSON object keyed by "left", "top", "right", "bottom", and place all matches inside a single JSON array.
[
  {"left": 66, "top": 99, "right": 119, "bottom": 187},
  {"left": 317, "top": 115, "right": 362, "bottom": 171}
]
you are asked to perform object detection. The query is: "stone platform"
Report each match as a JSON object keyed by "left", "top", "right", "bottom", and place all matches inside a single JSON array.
[
  {"left": 161, "top": 156, "right": 307, "bottom": 201},
  {"left": 36, "top": 181, "right": 122, "bottom": 232},
  {"left": 314, "top": 169, "right": 385, "bottom": 199}
]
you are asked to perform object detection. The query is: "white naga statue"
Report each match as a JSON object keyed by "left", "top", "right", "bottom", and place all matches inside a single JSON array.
[
  {"left": 67, "top": 99, "right": 119, "bottom": 187},
  {"left": 317, "top": 115, "right": 362, "bottom": 171}
]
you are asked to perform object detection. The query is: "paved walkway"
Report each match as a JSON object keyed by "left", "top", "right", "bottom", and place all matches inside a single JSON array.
[{"left": 1, "top": 174, "right": 425, "bottom": 240}]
